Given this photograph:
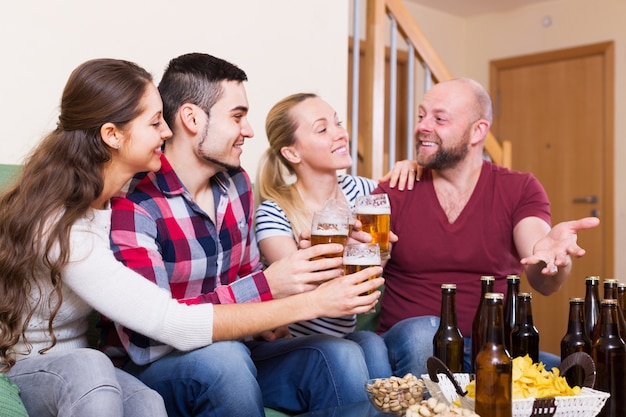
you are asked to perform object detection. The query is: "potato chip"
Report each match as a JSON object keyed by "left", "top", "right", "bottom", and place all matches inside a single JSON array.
[{"left": 465, "top": 355, "right": 581, "bottom": 400}]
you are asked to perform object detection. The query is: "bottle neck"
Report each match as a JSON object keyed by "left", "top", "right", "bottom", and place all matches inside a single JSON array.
[
  {"left": 586, "top": 282, "right": 599, "bottom": 299},
  {"left": 567, "top": 302, "right": 585, "bottom": 334},
  {"left": 599, "top": 303, "right": 621, "bottom": 338},
  {"left": 604, "top": 284, "right": 618, "bottom": 300},
  {"left": 516, "top": 296, "right": 534, "bottom": 326},
  {"left": 485, "top": 298, "right": 506, "bottom": 346},
  {"left": 440, "top": 290, "right": 458, "bottom": 326}
]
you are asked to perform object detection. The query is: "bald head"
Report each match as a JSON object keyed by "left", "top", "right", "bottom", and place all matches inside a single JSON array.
[{"left": 427, "top": 78, "right": 493, "bottom": 125}]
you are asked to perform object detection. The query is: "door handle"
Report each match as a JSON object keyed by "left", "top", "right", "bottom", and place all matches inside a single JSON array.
[{"left": 572, "top": 195, "right": 598, "bottom": 204}]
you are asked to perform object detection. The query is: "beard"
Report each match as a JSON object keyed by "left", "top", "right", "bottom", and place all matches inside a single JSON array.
[
  {"left": 196, "top": 123, "right": 241, "bottom": 171},
  {"left": 415, "top": 129, "right": 471, "bottom": 171}
]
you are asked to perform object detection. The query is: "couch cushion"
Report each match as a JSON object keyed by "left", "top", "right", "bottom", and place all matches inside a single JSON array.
[
  {"left": 0, "top": 374, "right": 29, "bottom": 417},
  {"left": 0, "top": 164, "right": 21, "bottom": 191}
]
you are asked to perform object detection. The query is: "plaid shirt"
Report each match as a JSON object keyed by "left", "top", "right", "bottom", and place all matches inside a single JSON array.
[{"left": 109, "top": 154, "right": 272, "bottom": 365}]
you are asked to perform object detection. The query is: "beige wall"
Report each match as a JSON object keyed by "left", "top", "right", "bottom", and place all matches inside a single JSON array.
[
  {"left": 403, "top": 0, "right": 626, "bottom": 276},
  {"left": 0, "top": 0, "right": 349, "bottom": 184}
]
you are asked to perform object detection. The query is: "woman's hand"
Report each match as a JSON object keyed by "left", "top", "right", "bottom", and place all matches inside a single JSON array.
[{"left": 379, "top": 159, "right": 419, "bottom": 190}]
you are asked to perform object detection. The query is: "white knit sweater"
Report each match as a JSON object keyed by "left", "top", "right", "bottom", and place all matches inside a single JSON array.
[{"left": 14, "top": 207, "right": 214, "bottom": 361}]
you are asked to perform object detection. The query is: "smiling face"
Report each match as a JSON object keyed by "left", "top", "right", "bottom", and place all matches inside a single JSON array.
[
  {"left": 196, "top": 80, "right": 253, "bottom": 171},
  {"left": 415, "top": 80, "right": 483, "bottom": 170},
  {"left": 286, "top": 96, "right": 352, "bottom": 172},
  {"left": 117, "top": 83, "right": 172, "bottom": 174}
]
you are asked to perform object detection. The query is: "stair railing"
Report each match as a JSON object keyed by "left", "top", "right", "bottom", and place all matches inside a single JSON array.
[{"left": 350, "top": 0, "right": 511, "bottom": 179}]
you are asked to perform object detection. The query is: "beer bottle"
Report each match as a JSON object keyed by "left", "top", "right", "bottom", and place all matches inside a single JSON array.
[
  {"left": 618, "top": 283, "right": 626, "bottom": 316},
  {"left": 560, "top": 298, "right": 592, "bottom": 387},
  {"left": 433, "top": 284, "right": 464, "bottom": 372},
  {"left": 503, "top": 275, "right": 520, "bottom": 353},
  {"left": 584, "top": 276, "right": 601, "bottom": 342},
  {"left": 592, "top": 299, "right": 626, "bottom": 417},
  {"left": 475, "top": 292, "right": 512, "bottom": 417},
  {"left": 471, "top": 275, "right": 495, "bottom": 371},
  {"left": 510, "top": 292, "right": 540, "bottom": 363},
  {"left": 602, "top": 278, "right": 626, "bottom": 339}
]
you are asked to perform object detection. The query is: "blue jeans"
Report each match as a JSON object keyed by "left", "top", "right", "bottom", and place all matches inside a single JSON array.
[
  {"left": 382, "top": 316, "right": 562, "bottom": 376},
  {"left": 124, "top": 341, "right": 264, "bottom": 417},
  {"left": 124, "top": 335, "right": 370, "bottom": 417},
  {"left": 247, "top": 334, "right": 370, "bottom": 413},
  {"left": 345, "top": 330, "right": 392, "bottom": 378},
  {"left": 8, "top": 348, "right": 166, "bottom": 417}
]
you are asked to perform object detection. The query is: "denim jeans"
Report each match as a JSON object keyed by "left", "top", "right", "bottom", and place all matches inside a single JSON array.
[
  {"left": 382, "top": 315, "right": 562, "bottom": 377},
  {"left": 124, "top": 335, "right": 370, "bottom": 417},
  {"left": 345, "top": 330, "right": 392, "bottom": 378},
  {"left": 123, "top": 341, "right": 264, "bottom": 417},
  {"left": 8, "top": 348, "right": 166, "bottom": 417},
  {"left": 247, "top": 334, "right": 370, "bottom": 413}
]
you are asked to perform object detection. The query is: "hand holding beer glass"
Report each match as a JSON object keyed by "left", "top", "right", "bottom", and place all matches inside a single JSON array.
[
  {"left": 310, "top": 210, "right": 350, "bottom": 259},
  {"left": 354, "top": 194, "right": 391, "bottom": 260},
  {"left": 343, "top": 243, "right": 382, "bottom": 313}
]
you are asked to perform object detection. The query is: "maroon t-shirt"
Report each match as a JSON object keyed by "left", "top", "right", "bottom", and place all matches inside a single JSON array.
[{"left": 375, "top": 161, "right": 550, "bottom": 337}]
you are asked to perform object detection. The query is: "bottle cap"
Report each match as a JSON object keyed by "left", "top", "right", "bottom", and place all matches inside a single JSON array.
[
  {"left": 441, "top": 283, "right": 457, "bottom": 290},
  {"left": 484, "top": 292, "right": 504, "bottom": 300}
]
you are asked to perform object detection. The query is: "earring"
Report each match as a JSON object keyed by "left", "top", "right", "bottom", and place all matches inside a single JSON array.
[{"left": 115, "top": 144, "right": 121, "bottom": 149}]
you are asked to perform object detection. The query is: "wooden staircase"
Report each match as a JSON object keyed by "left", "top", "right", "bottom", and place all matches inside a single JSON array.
[{"left": 350, "top": 0, "right": 511, "bottom": 179}]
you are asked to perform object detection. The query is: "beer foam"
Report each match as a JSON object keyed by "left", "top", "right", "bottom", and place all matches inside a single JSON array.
[
  {"left": 312, "top": 227, "right": 349, "bottom": 236},
  {"left": 355, "top": 206, "right": 391, "bottom": 215},
  {"left": 343, "top": 254, "right": 381, "bottom": 265}
]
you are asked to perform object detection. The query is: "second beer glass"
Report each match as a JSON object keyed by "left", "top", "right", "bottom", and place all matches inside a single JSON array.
[
  {"left": 354, "top": 194, "right": 391, "bottom": 260},
  {"left": 343, "top": 243, "right": 381, "bottom": 313},
  {"left": 310, "top": 210, "right": 350, "bottom": 259}
]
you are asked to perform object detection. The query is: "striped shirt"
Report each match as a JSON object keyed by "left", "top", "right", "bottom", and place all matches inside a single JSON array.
[
  {"left": 255, "top": 174, "right": 377, "bottom": 337},
  {"left": 110, "top": 154, "right": 271, "bottom": 365}
]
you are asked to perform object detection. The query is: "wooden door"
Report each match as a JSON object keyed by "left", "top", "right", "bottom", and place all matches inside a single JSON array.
[{"left": 490, "top": 42, "right": 614, "bottom": 356}]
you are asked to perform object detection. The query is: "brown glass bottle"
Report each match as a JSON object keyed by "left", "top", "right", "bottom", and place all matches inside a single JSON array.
[
  {"left": 584, "top": 276, "right": 601, "bottom": 343},
  {"left": 503, "top": 275, "right": 520, "bottom": 354},
  {"left": 602, "top": 278, "right": 626, "bottom": 339},
  {"left": 471, "top": 275, "right": 495, "bottom": 372},
  {"left": 592, "top": 299, "right": 626, "bottom": 417},
  {"left": 560, "top": 298, "right": 592, "bottom": 387},
  {"left": 510, "top": 292, "right": 539, "bottom": 363},
  {"left": 475, "top": 292, "right": 512, "bottom": 417},
  {"left": 618, "top": 283, "right": 626, "bottom": 316},
  {"left": 433, "top": 284, "right": 464, "bottom": 372}
]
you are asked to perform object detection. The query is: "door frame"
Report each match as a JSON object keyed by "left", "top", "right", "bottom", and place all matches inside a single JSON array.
[{"left": 489, "top": 42, "right": 615, "bottom": 277}]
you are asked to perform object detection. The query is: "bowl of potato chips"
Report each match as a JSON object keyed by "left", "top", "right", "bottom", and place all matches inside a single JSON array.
[{"left": 422, "top": 354, "right": 610, "bottom": 417}]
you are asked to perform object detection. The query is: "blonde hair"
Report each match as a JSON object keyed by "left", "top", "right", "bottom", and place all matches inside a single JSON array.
[{"left": 256, "top": 93, "right": 318, "bottom": 241}]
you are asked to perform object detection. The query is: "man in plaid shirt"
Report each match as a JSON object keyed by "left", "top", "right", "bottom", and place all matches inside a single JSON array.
[{"left": 109, "top": 53, "right": 381, "bottom": 417}]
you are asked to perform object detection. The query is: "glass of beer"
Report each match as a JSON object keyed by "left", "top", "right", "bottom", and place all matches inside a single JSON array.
[
  {"left": 354, "top": 194, "right": 391, "bottom": 260},
  {"left": 310, "top": 210, "right": 350, "bottom": 259},
  {"left": 343, "top": 243, "right": 382, "bottom": 312}
]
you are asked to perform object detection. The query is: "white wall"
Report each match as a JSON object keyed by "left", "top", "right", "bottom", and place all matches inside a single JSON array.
[{"left": 0, "top": 0, "right": 350, "bottom": 183}]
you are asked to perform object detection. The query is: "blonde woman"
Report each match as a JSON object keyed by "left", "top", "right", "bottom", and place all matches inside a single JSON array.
[{"left": 255, "top": 92, "right": 416, "bottom": 377}]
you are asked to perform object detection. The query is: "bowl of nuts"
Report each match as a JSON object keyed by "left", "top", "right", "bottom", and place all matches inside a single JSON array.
[{"left": 364, "top": 373, "right": 427, "bottom": 415}]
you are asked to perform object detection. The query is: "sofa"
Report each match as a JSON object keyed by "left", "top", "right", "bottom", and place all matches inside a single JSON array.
[{"left": 0, "top": 164, "right": 380, "bottom": 416}]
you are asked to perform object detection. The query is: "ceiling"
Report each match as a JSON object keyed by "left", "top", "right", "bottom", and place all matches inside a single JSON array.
[{"left": 404, "top": 0, "right": 556, "bottom": 17}]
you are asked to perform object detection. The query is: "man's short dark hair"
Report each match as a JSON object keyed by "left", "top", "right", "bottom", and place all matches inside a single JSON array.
[{"left": 158, "top": 53, "right": 248, "bottom": 127}]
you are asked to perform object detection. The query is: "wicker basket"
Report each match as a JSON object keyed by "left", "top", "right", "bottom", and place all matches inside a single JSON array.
[{"left": 421, "top": 355, "right": 610, "bottom": 417}]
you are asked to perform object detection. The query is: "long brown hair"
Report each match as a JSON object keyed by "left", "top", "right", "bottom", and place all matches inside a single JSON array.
[
  {"left": 256, "top": 93, "right": 317, "bottom": 241},
  {"left": 0, "top": 58, "right": 152, "bottom": 370}
]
